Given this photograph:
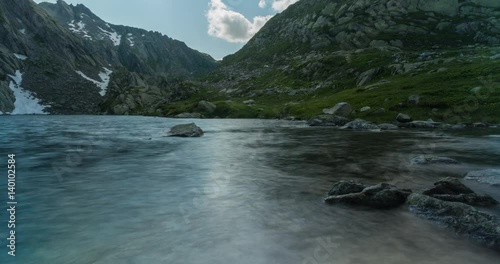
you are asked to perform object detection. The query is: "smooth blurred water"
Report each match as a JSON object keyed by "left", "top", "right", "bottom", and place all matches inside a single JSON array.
[{"left": 0, "top": 116, "right": 499, "bottom": 264}]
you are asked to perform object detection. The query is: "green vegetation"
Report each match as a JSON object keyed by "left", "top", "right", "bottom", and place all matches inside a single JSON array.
[{"left": 156, "top": 46, "right": 500, "bottom": 124}]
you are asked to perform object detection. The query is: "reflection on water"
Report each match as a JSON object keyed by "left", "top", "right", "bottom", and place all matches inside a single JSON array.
[{"left": 0, "top": 116, "right": 499, "bottom": 264}]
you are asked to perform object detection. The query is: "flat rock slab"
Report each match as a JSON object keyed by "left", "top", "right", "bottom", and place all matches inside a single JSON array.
[
  {"left": 168, "top": 123, "right": 204, "bottom": 137},
  {"left": 325, "top": 182, "right": 412, "bottom": 209},
  {"left": 465, "top": 169, "right": 500, "bottom": 186},
  {"left": 410, "top": 155, "right": 459, "bottom": 165},
  {"left": 407, "top": 193, "right": 500, "bottom": 250}
]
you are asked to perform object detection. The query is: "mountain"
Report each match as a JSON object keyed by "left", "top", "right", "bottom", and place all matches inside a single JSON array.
[
  {"left": 0, "top": 0, "right": 216, "bottom": 115},
  {"left": 164, "top": 0, "right": 500, "bottom": 123}
]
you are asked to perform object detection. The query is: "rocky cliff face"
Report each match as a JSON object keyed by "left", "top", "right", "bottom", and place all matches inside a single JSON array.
[
  {"left": 0, "top": 0, "right": 216, "bottom": 115},
  {"left": 226, "top": 0, "right": 500, "bottom": 64}
]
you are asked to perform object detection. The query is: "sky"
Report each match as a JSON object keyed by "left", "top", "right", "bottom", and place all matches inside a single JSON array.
[{"left": 33, "top": 0, "right": 299, "bottom": 60}]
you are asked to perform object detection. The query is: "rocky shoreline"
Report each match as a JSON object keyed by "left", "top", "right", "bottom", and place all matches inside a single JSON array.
[{"left": 325, "top": 177, "right": 500, "bottom": 251}]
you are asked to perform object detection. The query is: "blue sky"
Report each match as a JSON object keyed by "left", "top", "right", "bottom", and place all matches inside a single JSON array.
[{"left": 34, "top": 0, "right": 299, "bottom": 60}]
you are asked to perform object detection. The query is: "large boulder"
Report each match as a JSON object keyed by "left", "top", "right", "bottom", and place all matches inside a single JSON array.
[
  {"left": 422, "top": 177, "right": 498, "bottom": 207},
  {"left": 356, "top": 68, "right": 381, "bottom": 87},
  {"left": 196, "top": 101, "right": 216, "bottom": 113},
  {"left": 307, "top": 115, "right": 351, "bottom": 127},
  {"left": 167, "top": 123, "right": 204, "bottom": 137},
  {"left": 360, "top": 106, "right": 371, "bottom": 112},
  {"left": 341, "top": 119, "right": 380, "bottom": 130},
  {"left": 322, "top": 102, "right": 352, "bottom": 117},
  {"left": 407, "top": 193, "right": 500, "bottom": 250},
  {"left": 396, "top": 113, "right": 412, "bottom": 123},
  {"left": 325, "top": 182, "right": 412, "bottom": 209},
  {"left": 410, "top": 155, "right": 460, "bottom": 165},
  {"left": 465, "top": 169, "right": 500, "bottom": 186}
]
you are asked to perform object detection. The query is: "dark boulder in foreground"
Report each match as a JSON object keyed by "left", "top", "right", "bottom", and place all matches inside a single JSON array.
[
  {"left": 325, "top": 182, "right": 412, "bottom": 209},
  {"left": 407, "top": 193, "right": 500, "bottom": 250},
  {"left": 423, "top": 178, "right": 498, "bottom": 207},
  {"left": 326, "top": 178, "right": 500, "bottom": 250},
  {"left": 168, "top": 123, "right": 204, "bottom": 137}
]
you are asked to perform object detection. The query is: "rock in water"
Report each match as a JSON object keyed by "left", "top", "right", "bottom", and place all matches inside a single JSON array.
[
  {"left": 325, "top": 182, "right": 412, "bottom": 209},
  {"left": 341, "top": 119, "right": 380, "bottom": 130},
  {"left": 465, "top": 169, "right": 500, "bottom": 186},
  {"left": 423, "top": 177, "right": 474, "bottom": 195},
  {"left": 327, "top": 180, "right": 366, "bottom": 196},
  {"left": 168, "top": 123, "right": 204, "bottom": 137},
  {"left": 407, "top": 193, "right": 500, "bottom": 250},
  {"left": 307, "top": 115, "right": 351, "bottom": 127},
  {"left": 422, "top": 177, "right": 498, "bottom": 207},
  {"left": 322, "top": 102, "right": 352, "bottom": 117},
  {"left": 410, "top": 155, "right": 459, "bottom": 165},
  {"left": 378, "top": 123, "right": 399, "bottom": 130}
]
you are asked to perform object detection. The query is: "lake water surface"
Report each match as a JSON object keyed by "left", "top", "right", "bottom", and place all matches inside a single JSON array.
[{"left": 0, "top": 116, "right": 499, "bottom": 264}]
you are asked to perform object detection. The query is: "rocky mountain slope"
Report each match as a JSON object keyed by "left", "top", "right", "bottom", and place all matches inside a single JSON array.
[
  {"left": 165, "top": 0, "right": 500, "bottom": 123},
  {"left": 0, "top": 0, "right": 216, "bottom": 115}
]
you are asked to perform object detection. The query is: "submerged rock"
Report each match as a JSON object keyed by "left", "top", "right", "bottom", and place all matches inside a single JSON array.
[
  {"left": 168, "top": 123, "right": 204, "bottom": 137},
  {"left": 378, "top": 123, "right": 399, "bottom": 130},
  {"left": 307, "top": 115, "right": 350, "bottom": 127},
  {"left": 465, "top": 169, "right": 500, "bottom": 186},
  {"left": 175, "top": 112, "right": 203, "bottom": 118},
  {"left": 410, "top": 155, "right": 460, "bottom": 165},
  {"left": 341, "top": 119, "right": 380, "bottom": 130},
  {"left": 407, "top": 193, "right": 500, "bottom": 250},
  {"left": 408, "top": 120, "right": 441, "bottom": 128},
  {"left": 325, "top": 182, "right": 412, "bottom": 209}
]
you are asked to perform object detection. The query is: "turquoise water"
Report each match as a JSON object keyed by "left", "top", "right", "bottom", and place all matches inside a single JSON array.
[{"left": 0, "top": 116, "right": 499, "bottom": 263}]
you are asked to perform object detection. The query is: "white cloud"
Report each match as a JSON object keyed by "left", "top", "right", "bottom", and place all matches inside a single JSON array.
[
  {"left": 207, "top": 0, "right": 272, "bottom": 43},
  {"left": 258, "top": 0, "right": 267, "bottom": 9},
  {"left": 270, "top": 0, "right": 299, "bottom": 12}
]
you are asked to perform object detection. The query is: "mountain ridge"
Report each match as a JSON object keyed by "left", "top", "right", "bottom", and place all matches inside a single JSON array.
[
  {"left": 0, "top": 0, "right": 217, "bottom": 115},
  {"left": 161, "top": 0, "right": 500, "bottom": 124}
]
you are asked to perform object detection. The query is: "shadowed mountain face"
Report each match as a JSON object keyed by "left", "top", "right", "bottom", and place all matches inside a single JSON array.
[{"left": 0, "top": 0, "right": 216, "bottom": 115}]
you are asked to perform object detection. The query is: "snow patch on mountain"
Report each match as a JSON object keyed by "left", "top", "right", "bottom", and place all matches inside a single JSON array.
[
  {"left": 8, "top": 70, "right": 49, "bottom": 115},
  {"left": 127, "top": 34, "right": 135, "bottom": 47},
  {"left": 14, "top": 53, "right": 28, "bottom": 60},
  {"left": 75, "top": 67, "right": 113, "bottom": 96},
  {"left": 98, "top": 26, "right": 121, "bottom": 46},
  {"left": 68, "top": 20, "right": 92, "bottom": 40}
]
